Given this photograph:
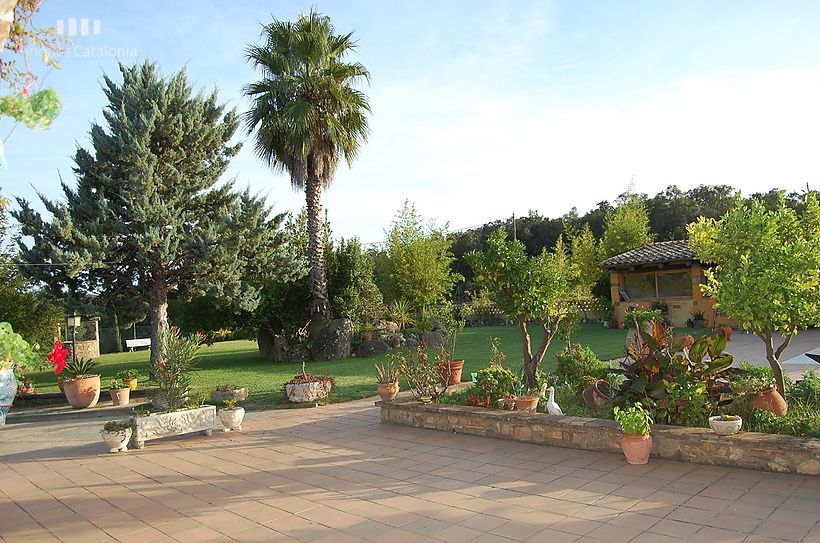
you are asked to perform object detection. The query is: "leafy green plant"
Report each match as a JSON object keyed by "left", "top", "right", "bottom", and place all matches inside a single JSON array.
[
  {"left": 389, "top": 300, "right": 414, "bottom": 332},
  {"left": 788, "top": 370, "right": 820, "bottom": 405},
  {"left": 745, "top": 402, "right": 820, "bottom": 438},
  {"left": 101, "top": 419, "right": 133, "bottom": 434},
  {"left": 375, "top": 359, "right": 400, "bottom": 384},
  {"left": 474, "top": 338, "right": 518, "bottom": 402},
  {"left": 213, "top": 384, "right": 244, "bottom": 392},
  {"left": 63, "top": 357, "right": 99, "bottom": 380},
  {"left": 114, "top": 369, "right": 139, "bottom": 381},
  {"left": 222, "top": 398, "right": 238, "bottom": 410},
  {"left": 651, "top": 378, "right": 710, "bottom": 426},
  {"left": 730, "top": 362, "right": 776, "bottom": 395},
  {"left": 108, "top": 379, "right": 128, "bottom": 390},
  {"left": 0, "top": 321, "right": 43, "bottom": 374},
  {"left": 614, "top": 403, "right": 653, "bottom": 436},
  {"left": 624, "top": 307, "right": 662, "bottom": 328},
  {"left": 155, "top": 328, "right": 203, "bottom": 411},
  {"left": 555, "top": 343, "right": 606, "bottom": 394},
  {"left": 690, "top": 310, "right": 706, "bottom": 322}
]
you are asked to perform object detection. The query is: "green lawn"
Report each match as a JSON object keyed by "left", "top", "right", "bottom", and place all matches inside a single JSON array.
[{"left": 28, "top": 324, "right": 628, "bottom": 407}]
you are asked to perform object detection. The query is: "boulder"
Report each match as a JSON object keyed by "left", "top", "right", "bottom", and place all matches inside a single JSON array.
[
  {"left": 420, "top": 331, "right": 445, "bottom": 348},
  {"left": 356, "top": 339, "right": 391, "bottom": 358},
  {"left": 404, "top": 338, "right": 420, "bottom": 350},
  {"left": 375, "top": 320, "right": 399, "bottom": 334},
  {"left": 308, "top": 318, "right": 353, "bottom": 361},
  {"left": 288, "top": 346, "right": 310, "bottom": 363},
  {"left": 384, "top": 334, "right": 404, "bottom": 349}
]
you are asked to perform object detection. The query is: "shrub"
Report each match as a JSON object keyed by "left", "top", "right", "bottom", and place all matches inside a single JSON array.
[
  {"left": 554, "top": 343, "right": 606, "bottom": 393},
  {"left": 474, "top": 338, "right": 518, "bottom": 402},
  {"left": 745, "top": 402, "right": 820, "bottom": 438},
  {"left": 394, "top": 344, "right": 445, "bottom": 401},
  {"left": 651, "top": 378, "right": 710, "bottom": 427},
  {"left": 788, "top": 370, "right": 820, "bottom": 405},
  {"left": 156, "top": 328, "right": 203, "bottom": 411}
]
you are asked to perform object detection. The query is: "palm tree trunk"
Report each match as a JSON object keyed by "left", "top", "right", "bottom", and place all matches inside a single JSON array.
[{"left": 305, "top": 177, "right": 331, "bottom": 320}]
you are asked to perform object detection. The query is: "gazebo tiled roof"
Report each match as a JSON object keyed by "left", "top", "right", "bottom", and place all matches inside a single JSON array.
[{"left": 602, "top": 240, "right": 696, "bottom": 269}]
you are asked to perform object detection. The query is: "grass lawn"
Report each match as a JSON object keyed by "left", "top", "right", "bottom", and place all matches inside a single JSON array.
[{"left": 28, "top": 323, "right": 628, "bottom": 407}]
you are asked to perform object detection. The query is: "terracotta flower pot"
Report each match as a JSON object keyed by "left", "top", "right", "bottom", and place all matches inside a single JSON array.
[
  {"left": 582, "top": 379, "right": 612, "bottom": 408},
  {"left": 439, "top": 359, "right": 464, "bottom": 386},
  {"left": 377, "top": 381, "right": 399, "bottom": 402},
  {"left": 513, "top": 395, "right": 540, "bottom": 413},
  {"left": 124, "top": 378, "right": 138, "bottom": 391},
  {"left": 63, "top": 375, "right": 101, "bottom": 409},
  {"left": 620, "top": 434, "right": 652, "bottom": 465},
  {"left": 748, "top": 387, "right": 788, "bottom": 416},
  {"left": 109, "top": 387, "right": 130, "bottom": 407}
]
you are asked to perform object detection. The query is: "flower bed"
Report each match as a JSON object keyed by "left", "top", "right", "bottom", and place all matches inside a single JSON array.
[{"left": 378, "top": 399, "right": 820, "bottom": 476}]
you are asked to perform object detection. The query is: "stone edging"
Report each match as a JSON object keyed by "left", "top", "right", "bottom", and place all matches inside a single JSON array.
[{"left": 379, "top": 400, "right": 820, "bottom": 476}]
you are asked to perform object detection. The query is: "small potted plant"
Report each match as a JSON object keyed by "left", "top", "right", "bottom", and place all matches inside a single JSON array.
[
  {"left": 210, "top": 384, "right": 249, "bottom": 405},
  {"left": 285, "top": 361, "right": 335, "bottom": 403},
  {"left": 360, "top": 323, "right": 376, "bottom": 342},
  {"left": 709, "top": 414, "right": 743, "bottom": 435},
  {"left": 731, "top": 366, "right": 788, "bottom": 416},
  {"left": 218, "top": 398, "right": 245, "bottom": 432},
  {"left": 62, "top": 357, "right": 101, "bottom": 409},
  {"left": 115, "top": 369, "right": 139, "bottom": 390},
  {"left": 690, "top": 311, "right": 706, "bottom": 328},
  {"left": 108, "top": 379, "right": 131, "bottom": 406},
  {"left": 614, "top": 403, "right": 653, "bottom": 465},
  {"left": 512, "top": 382, "right": 540, "bottom": 413},
  {"left": 436, "top": 305, "right": 465, "bottom": 386},
  {"left": 375, "top": 359, "right": 400, "bottom": 402},
  {"left": 100, "top": 419, "right": 133, "bottom": 453}
]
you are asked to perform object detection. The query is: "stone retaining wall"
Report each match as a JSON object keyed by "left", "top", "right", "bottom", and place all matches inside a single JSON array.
[{"left": 379, "top": 400, "right": 820, "bottom": 476}]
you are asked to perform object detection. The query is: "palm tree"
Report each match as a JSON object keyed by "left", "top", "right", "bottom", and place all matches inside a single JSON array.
[{"left": 244, "top": 11, "right": 370, "bottom": 321}]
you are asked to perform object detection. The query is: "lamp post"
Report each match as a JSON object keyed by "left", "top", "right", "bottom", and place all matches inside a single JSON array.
[{"left": 66, "top": 312, "right": 81, "bottom": 364}]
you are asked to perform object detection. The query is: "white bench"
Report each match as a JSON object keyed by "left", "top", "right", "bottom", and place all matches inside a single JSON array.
[{"left": 125, "top": 338, "right": 151, "bottom": 351}]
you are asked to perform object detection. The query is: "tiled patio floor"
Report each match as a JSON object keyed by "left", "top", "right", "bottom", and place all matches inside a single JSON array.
[{"left": 1, "top": 399, "right": 818, "bottom": 543}]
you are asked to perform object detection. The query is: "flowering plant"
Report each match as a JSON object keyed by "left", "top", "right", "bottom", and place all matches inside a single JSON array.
[{"left": 47, "top": 340, "right": 68, "bottom": 374}]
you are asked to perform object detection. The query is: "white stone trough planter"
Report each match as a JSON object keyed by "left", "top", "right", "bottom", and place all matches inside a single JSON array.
[{"left": 131, "top": 405, "right": 217, "bottom": 449}]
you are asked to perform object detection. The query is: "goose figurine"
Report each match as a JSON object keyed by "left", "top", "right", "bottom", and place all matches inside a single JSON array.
[{"left": 543, "top": 386, "right": 563, "bottom": 416}]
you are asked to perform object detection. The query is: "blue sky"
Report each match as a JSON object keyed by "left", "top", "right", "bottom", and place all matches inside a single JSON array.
[{"left": 4, "top": 0, "right": 820, "bottom": 243}]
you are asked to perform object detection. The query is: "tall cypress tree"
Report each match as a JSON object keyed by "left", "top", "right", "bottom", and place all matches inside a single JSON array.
[{"left": 15, "top": 61, "right": 298, "bottom": 366}]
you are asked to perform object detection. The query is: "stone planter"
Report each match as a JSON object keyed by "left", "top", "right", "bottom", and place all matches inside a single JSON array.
[
  {"left": 748, "top": 387, "right": 788, "bottom": 416},
  {"left": 513, "top": 395, "right": 540, "bottom": 413},
  {"left": 620, "top": 434, "right": 653, "bottom": 465},
  {"left": 63, "top": 375, "right": 101, "bottom": 409},
  {"left": 210, "top": 387, "right": 249, "bottom": 405},
  {"left": 438, "top": 359, "right": 464, "bottom": 386},
  {"left": 286, "top": 380, "right": 332, "bottom": 403},
  {"left": 709, "top": 415, "right": 743, "bottom": 436},
  {"left": 102, "top": 428, "right": 132, "bottom": 453},
  {"left": 109, "top": 387, "right": 130, "bottom": 407},
  {"left": 218, "top": 407, "right": 245, "bottom": 432},
  {"left": 377, "top": 382, "right": 399, "bottom": 402},
  {"left": 132, "top": 405, "right": 216, "bottom": 449}
]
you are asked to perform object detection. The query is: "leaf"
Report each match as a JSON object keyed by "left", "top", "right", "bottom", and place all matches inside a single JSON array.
[
  {"left": 688, "top": 338, "right": 708, "bottom": 364},
  {"left": 708, "top": 331, "right": 728, "bottom": 359}
]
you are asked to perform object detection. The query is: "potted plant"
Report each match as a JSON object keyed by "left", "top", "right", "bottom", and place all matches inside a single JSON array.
[
  {"left": 115, "top": 369, "right": 139, "bottom": 390},
  {"left": 62, "top": 357, "right": 101, "bottom": 409},
  {"left": 614, "top": 403, "right": 653, "bottom": 465},
  {"left": 375, "top": 359, "right": 400, "bottom": 402},
  {"left": 285, "top": 361, "right": 335, "bottom": 403},
  {"left": 474, "top": 338, "right": 517, "bottom": 407},
  {"left": 731, "top": 365, "right": 788, "bottom": 416},
  {"left": 218, "top": 399, "right": 245, "bottom": 432},
  {"left": 108, "top": 379, "right": 131, "bottom": 406},
  {"left": 436, "top": 304, "right": 465, "bottom": 386},
  {"left": 100, "top": 419, "right": 133, "bottom": 453},
  {"left": 132, "top": 328, "right": 216, "bottom": 449},
  {"left": 709, "top": 414, "right": 743, "bottom": 435},
  {"left": 0, "top": 322, "right": 47, "bottom": 424},
  {"left": 582, "top": 379, "right": 612, "bottom": 408},
  {"left": 360, "top": 323, "right": 375, "bottom": 342},
  {"left": 690, "top": 311, "right": 706, "bottom": 328},
  {"left": 512, "top": 379, "right": 540, "bottom": 413},
  {"left": 210, "top": 384, "right": 249, "bottom": 405}
]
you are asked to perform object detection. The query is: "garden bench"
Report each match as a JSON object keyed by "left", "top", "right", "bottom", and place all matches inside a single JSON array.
[{"left": 125, "top": 338, "right": 151, "bottom": 351}]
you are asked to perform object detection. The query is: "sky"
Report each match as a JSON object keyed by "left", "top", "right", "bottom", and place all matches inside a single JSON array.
[{"left": 3, "top": 0, "right": 820, "bottom": 244}]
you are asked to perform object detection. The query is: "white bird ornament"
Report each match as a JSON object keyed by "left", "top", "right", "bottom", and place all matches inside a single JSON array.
[{"left": 543, "top": 386, "right": 563, "bottom": 416}]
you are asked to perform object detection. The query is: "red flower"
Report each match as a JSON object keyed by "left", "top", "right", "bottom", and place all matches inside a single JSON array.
[{"left": 47, "top": 340, "right": 68, "bottom": 374}]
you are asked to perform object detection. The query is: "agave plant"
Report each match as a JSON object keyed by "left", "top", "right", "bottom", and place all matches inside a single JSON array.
[
  {"left": 610, "top": 319, "right": 734, "bottom": 407},
  {"left": 63, "top": 357, "right": 99, "bottom": 380}
]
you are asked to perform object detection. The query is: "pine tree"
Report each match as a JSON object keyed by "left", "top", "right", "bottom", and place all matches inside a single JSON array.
[{"left": 14, "top": 61, "right": 298, "bottom": 366}]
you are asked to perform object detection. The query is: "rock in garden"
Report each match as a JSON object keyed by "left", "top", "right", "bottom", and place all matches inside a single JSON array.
[
  {"left": 308, "top": 318, "right": 353, "bottom": 361},
  {"left": 375, "top": 320, "right": 399, "bottom": 334},
  {"left": 257, "top": 328, "right": 290, "bottom": 362},
  {"left": 356, "top": 339, "right": 390, "bottom": 357},
  {"left": 420, "top": 331, "right": 445, "bottom": 348},
  {"left": 385, "top": 334, "right": 404, "bottom": 348},
  {"left": 404, "top": 338, "right": 420, "bottom": 350},
  {"left": 288, "top": 346, "right": 310, "bottom": 362}
]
